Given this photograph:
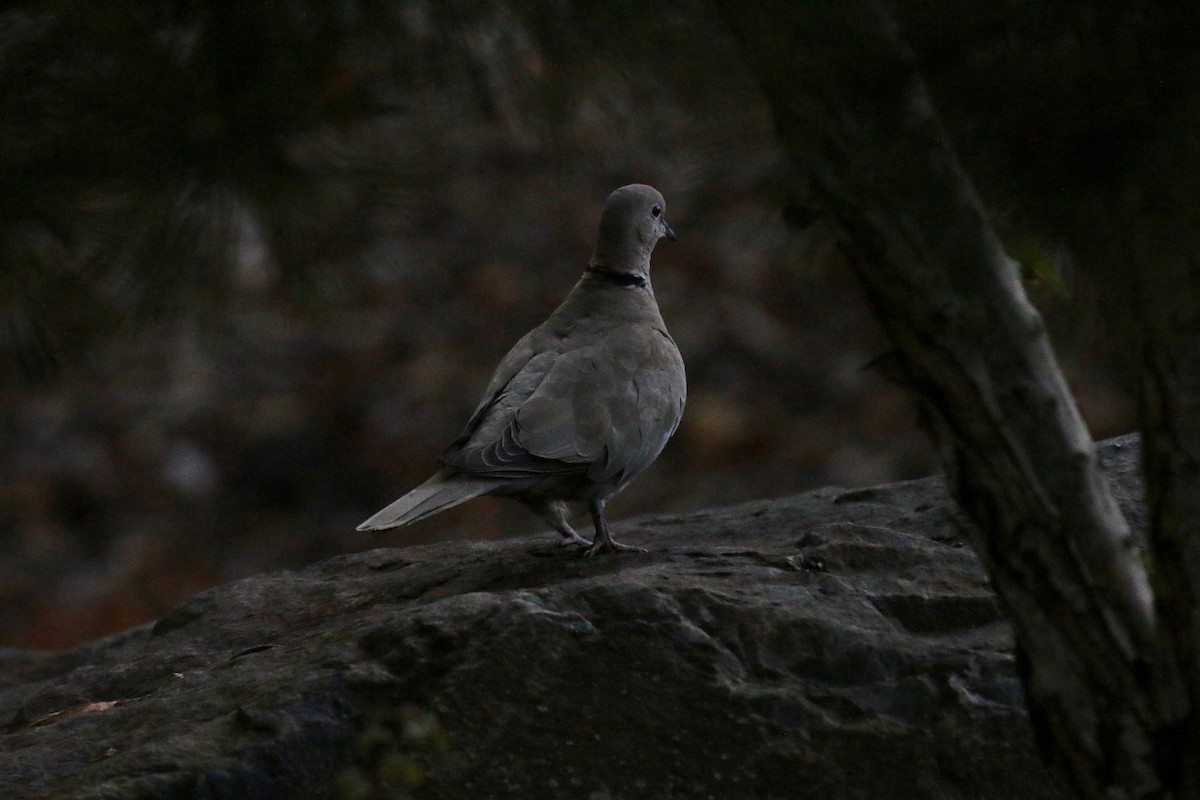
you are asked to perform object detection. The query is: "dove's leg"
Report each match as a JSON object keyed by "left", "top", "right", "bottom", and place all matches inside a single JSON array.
[
  {"left": 528, "top": 500, "right": 592, "bottom": 547},
  {"left": 584, "top": 498, "right": 646, "bottom": 557}
]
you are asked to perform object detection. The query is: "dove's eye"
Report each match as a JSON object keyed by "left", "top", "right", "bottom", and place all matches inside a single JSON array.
[{"left": 651, "top": 204, "right": 662, "bottom": 218}]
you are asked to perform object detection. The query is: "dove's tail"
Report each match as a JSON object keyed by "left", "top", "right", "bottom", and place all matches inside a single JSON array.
[{"left": 356, "top": 471, "right": 499, "bottom": 532}]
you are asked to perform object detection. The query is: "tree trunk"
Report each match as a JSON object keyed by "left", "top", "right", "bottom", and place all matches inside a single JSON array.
[
  {"left": 1137, "top": 244, "right": 1200, "bottom": 797},
  {"left": 1129, "top": 137, "right": 1200, "bottom": 796},
  {"left": 715, "top": 2, "right": 1188, "bottom": 796}
]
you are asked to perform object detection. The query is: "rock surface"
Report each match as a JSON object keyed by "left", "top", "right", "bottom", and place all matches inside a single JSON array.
[{"left": 0, "top": 436, "right": 1143, "bottom": 799}]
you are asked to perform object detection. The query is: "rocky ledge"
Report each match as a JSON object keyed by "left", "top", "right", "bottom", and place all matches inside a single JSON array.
[{"left": 1, "top": 437, "right": 1143, "bottom": 799}]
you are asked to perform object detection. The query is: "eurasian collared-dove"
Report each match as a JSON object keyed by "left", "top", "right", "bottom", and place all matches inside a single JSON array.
[{"left": 358, "top": 184, "right": 685, "bottom": 556}]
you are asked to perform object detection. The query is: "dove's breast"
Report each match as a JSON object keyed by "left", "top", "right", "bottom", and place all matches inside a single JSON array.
[{"left": 581, "top": 321, "right": 685, "bottom": 497}]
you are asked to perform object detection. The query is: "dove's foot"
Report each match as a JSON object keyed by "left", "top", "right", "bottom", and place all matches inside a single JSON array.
[
  {"left": 559, "top": 531, "right": 593, "bottom": 547},
  {"left": 584, "top": 538, "right": 646, "bottom": 558},
  {"left": 583, "top": 498, "right": 646, "bottom": 557},
  {"left": 528, "top": 500, "right": 592, "bottom": 547}
]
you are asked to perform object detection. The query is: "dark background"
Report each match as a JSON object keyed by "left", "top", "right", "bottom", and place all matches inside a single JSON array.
[{"left": 0, "top": 2, "right": 1137, "bottom": 648}]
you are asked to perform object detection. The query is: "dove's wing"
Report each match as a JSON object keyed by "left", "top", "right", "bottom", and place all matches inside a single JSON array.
[
  {"left": 439, "top": 324, "right": 582, "bottom": 477},
  {"left": 442, "top": 321, "right": 684, "bottom": 491},
  {"left": 453, "top": 327, "right": 544, "bottom": 440}
]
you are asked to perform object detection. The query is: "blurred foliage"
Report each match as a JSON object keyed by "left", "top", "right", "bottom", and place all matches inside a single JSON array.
[
  {"left": 1003, "top": 232, "right": 1069, "bottom": 298},
  {"left": 336, "top": 704, "right": 456, "bottom": 800},
  {"left": 2, "top": 0, "right": 402, "bottom": 378},
  {"left": 5, "top": 2, "right": 1196, "bottom": 375},
  {"left": 898, "top": 1, "right": 1200, "bottom": 304},
  {"left": 0, "top": 0, "right": 766, "bottom": 381},
  {"left": 902, "top": 2, "right": 1200, "bottom": 198}
]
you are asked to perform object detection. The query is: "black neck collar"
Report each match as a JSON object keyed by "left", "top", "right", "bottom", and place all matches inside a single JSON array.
[{"left": 586, "top": 265, "right": 647, "bottom": 288}]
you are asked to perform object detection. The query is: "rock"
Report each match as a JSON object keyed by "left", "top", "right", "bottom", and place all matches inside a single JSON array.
[{"left": 0, "top": 437, "right": 1144, "bottom": 799}]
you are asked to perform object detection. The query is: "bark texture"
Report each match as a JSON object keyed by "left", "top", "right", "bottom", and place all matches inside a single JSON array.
[
  {"left": 1131, "top": 143, "right": 1200, "bottom": 797},
  {"left": 715, "top": 2, "right": 1190, "bottom": 797}
]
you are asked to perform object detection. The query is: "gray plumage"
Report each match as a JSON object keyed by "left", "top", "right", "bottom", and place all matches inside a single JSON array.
[{"left": 357, "top": 184, "right": 686, "bottom": 556}]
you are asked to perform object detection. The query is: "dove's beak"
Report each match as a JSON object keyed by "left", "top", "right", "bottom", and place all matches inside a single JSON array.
[{"left": 663, "top": 221, "right": 677, "bottom": 241}]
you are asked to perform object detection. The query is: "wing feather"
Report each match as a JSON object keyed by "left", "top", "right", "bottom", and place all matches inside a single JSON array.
[{"left": 442, "top": 322, "right": 684, "bottom": 488}]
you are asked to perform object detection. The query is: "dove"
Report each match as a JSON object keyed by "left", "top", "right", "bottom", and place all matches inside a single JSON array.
[{"left": 358, "top": 184, "right": 685, "bottom": 556}]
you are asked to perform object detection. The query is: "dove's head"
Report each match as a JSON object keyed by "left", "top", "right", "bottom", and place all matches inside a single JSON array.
[{"left": 590, "top": 184, "right": 676, "bottom": 272}]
